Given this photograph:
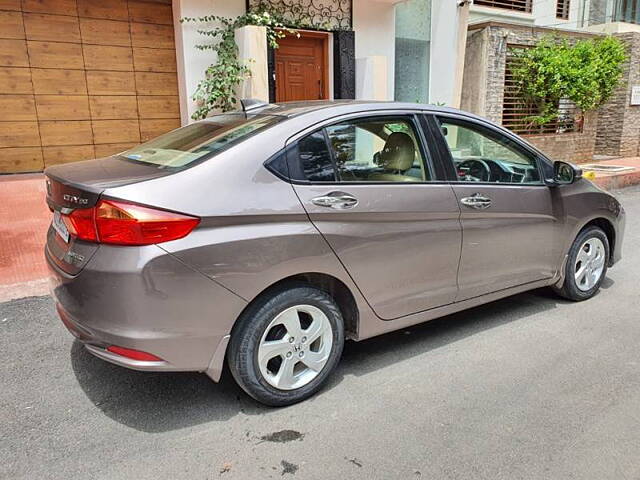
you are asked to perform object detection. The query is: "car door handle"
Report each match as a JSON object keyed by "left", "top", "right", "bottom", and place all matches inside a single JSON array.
[
  {"left": 460, "top": 193, "right": 492, "bottom": 209},
  {"left": 311, "top": 192, "right": 358, "bottom": 210}
]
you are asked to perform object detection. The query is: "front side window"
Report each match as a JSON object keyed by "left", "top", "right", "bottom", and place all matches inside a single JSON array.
[
  {"left": 438, "top": 118, "right": 542, "bottom": 184},
  {"left": 297, "top": 116, "right": 429, "bottom": 183},
  {"left": 120, "top": 114, "right": 283, "bottom": 170}
]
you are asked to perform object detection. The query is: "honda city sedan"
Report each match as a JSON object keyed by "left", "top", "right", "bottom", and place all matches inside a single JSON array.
[{"left": 46, "top": 100, "right": 625, "bottom": 406}]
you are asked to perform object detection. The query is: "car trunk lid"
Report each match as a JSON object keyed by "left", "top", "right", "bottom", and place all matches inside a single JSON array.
[{"left": 45, "top": 156, "right": 174, "bottom": 275}]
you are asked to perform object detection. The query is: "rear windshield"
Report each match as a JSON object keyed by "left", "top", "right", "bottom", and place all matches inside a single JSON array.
[{"left": 119, "top": 113, "right": 283, "bottom": 169}]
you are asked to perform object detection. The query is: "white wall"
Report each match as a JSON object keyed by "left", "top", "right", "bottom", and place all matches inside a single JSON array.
[
  {"left": 429, "top": 0, "right": 460, "bottom": 106},
  {"left": 352, "top": 0, "right": 396, "bottom": 100},
  {"left": 172, "top": 0, "right": 245, "bottom": 124}
]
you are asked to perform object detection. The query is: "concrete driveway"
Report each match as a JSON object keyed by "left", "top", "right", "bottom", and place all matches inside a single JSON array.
[{"left": 2, "top": 186, "right": 640, "bottom": 480}]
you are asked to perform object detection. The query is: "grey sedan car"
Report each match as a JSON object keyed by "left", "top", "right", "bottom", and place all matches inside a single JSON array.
[{"left": 46, "top": 100, "right": 625, "bottom": 406}]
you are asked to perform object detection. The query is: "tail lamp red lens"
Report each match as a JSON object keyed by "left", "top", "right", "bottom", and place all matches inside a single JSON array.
[
  {"left": 62, "top": 199, "right": 200, "bottom": 246},
  {"left": 106, "top": 345, "right": 164, "bottom": 362}
]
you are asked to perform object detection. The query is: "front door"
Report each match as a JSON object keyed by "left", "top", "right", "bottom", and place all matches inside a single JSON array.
[
  {"left": 289, "top": 114, "right": 462, "bottom": 320},
  {"left": 433, "top": 115, "right": 561, "bottom": 301},
  {"left": 275, "top": 31, "right": 329, "bottom": 102}
]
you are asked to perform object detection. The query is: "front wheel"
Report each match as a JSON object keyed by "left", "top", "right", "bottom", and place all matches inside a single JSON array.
[
  {"left": 553, "top": 226, "right": 609, "bottom": 301},
  {"left": 228, "top": 284, "right": 344, "bottom": 406}
]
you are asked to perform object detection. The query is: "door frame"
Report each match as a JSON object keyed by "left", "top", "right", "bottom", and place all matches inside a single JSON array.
[{"left": 273, "top": 29, "right": 331, "bottom": 101}]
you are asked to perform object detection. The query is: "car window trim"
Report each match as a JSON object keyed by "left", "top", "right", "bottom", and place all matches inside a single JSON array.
[
  {"left": 429, "top": 113, "right": 548, "bottom": 187},
  {"left": 321, "top": 127, "right": 340, "bottom": 182},
  {"left": 288, "top": 112, "right": 439, "bottom": 185}
]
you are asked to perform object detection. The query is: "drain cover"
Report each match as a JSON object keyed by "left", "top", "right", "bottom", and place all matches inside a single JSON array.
[{"left": 581, "top": 164, "right": 635, "bottom": 173}]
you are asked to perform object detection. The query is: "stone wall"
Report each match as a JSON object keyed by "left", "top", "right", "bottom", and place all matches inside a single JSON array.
[
  {"left": 524, "top": 111, "right": 598, "bottom": 163},
  {"left": 594, "top": 32, "right": 640, "bottom": 158},
  {"left": 462, "top": 22, "right": 601, "bottom": 163}
]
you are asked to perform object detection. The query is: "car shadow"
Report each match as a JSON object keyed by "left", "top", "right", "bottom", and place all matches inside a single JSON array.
[{"left": 71, "top": 287, "right": 565, "bottom": 433}]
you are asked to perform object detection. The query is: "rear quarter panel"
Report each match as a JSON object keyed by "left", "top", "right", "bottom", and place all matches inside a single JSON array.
[{"left": 103, "top": 123, "right": 379, "bottom": 333}]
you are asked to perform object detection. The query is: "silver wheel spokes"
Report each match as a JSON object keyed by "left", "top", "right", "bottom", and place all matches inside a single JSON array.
[
  {"left": 574, "top": 237, "right": 606, "bottom": 292},
  {"left": 258, "top": 305, "right": 333, "bottom": 391}
]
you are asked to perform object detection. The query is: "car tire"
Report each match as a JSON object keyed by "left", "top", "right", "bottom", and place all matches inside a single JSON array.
[
  {"left": 553, "top": 226, "right": 609, "bottom": 302},
  {"left": 228, "top": 283, "right": 345, "bottom": 407}
]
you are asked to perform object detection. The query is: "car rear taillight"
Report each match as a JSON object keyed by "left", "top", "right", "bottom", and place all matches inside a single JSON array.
[
  {"left": 64, "top": 207, "right": 98, "bottom": 242},
  {"left": 106, "top": 345, "right": 164, "bottom": 362},
  {"left": 62, "top": 199, "right": 199, "bottom": 246}
]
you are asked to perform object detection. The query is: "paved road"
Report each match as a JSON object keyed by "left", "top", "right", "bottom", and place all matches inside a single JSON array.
[{"left": 3, "top": 186, "right": 640, "bottom": 480}]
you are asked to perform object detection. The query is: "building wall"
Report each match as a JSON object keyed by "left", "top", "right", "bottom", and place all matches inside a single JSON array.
[
  {"left": 594, "top": 32, "right": 640, "bottom": 157},
  {"left": 462, "top": 23, "right": 601, "bottom": 163},
  {"left": 174, "top": 0, "right": 398, "bottom": 115},
  {"left": 525, "top": 112, "right": 598, "bottom": 163},
  {"left": 172, "top": 0, "right": 245, "bottom": 123},
  {"left": 0, "top": 0, "right": 180, "bottom": 174},
  {"left": 429, "top": 0, "right": 461, "bottom": 106},
  {"left": 352, "top": 0, "right": 396, "bottom": 100}
]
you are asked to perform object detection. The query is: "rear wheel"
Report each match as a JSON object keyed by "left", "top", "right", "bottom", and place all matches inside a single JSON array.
[
  {"left": 228, "top": 284, "right": 344, "bottom": 406},
  {"left": 554, "top": 226, "right": 609, "bottom": 301}
]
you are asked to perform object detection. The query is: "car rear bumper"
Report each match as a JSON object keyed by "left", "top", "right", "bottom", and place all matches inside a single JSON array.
[{"left": 46, "top": 243, "right": 247, "bottom": 380}]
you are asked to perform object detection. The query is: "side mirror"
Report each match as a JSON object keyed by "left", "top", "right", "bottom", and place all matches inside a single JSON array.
[{"left": 550, "top": 161, "right": 582, "bottom": 185}]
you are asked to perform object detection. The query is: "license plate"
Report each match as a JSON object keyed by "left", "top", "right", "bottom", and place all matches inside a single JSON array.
[{"left": 52, "top": 211, "right": 70, "bottom": 243}]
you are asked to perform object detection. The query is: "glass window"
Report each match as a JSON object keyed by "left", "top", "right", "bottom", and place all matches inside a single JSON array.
[
  {"left": 438, "top": 119, "right": 542, "bottom": 184},
  {"left": 394, "top": 0, "right": 431, "bottom": 103},
  {"left": 298, "top": 130, "right": 335, "bottom": 182},
  {"left": 324, "top": 117, "right": 429, "bottom": 182},
  {"left": 120, "top": 114, "right": 283, "bottom": 170}
]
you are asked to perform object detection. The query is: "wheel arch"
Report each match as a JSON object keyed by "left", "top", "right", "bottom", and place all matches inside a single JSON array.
[
  {"left": 231, "top": 272, "right": 360, "bottom": 342},
  {"left": 578, "top": 217, "right": 616, "bottom": 265}
]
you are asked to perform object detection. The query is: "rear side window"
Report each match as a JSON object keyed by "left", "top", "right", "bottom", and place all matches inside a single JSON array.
[
  {"left": 120, "top": 113, "right": 283, "bottom": 170},
  {"left": 294, "top": 116, "right": 429, "bottom": 183},
  {"left": 298, "top": 130, "right": 335, "bottom": 182}
]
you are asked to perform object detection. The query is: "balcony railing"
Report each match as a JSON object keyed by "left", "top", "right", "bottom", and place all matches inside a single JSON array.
[{"left": 473, "top": 0, "right": 533, "bottom": 13}]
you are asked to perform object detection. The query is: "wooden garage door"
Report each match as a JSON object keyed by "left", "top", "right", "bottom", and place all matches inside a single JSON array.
[{"left": 0, "top": 0, "right": 180, "bottom": 174}]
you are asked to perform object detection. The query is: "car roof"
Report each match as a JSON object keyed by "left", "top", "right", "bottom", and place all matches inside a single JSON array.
[
  {"left": 249, "top": 100, "right": 463, "bottom": 118},
  {"left": 204, "top": 100, "right": 494, "bottom": 130},
  {"left": 238, "top": 100, "right": 509, "bottom": 135}
]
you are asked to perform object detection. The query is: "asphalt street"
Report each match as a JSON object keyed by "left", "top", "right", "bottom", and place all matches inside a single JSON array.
[{"left": 2, "top": 186, "right": 640, "bottom": 480}]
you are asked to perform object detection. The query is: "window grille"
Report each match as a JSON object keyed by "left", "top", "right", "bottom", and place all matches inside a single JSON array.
[{"left": 502, "top": 46, "right": 582, "bottom": 136}]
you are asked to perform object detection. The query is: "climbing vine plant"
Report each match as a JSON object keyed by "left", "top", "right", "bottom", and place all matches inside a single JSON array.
[
  {"left": 511, "top": 36, "right": 627, "bottom": 127},
  {"left": 181, "top": 10, "right": 297, "bottom": 120}
]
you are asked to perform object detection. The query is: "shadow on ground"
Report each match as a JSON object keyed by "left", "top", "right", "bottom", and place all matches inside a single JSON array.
[{"left": 71, "top": 287, "right": 571, "bottom": 433}]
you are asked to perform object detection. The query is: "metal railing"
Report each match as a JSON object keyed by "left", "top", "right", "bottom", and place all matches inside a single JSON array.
[{"left": 473, "top": 0, "right": 533, "bottom": 13}]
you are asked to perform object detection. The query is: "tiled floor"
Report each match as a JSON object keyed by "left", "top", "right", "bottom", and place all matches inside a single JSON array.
[
  {"left": 1, "top": 157, "right": 640, "bottom": 301},
  {"left": 0, "top": 174, "right": 50, "bottom": 301}
]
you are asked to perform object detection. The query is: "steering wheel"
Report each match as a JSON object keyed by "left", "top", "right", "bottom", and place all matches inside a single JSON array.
[{"left": 457, "top": 159, "right": 491, "bottom": 182}]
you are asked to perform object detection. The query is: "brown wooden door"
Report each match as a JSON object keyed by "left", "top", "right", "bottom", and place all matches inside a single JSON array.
[{"left": 275, "top": 31, "right": 329, "bottom": 102}]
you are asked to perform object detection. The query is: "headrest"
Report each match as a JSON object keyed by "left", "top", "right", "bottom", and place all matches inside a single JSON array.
[{"left": 378, "top": 132, "right": 415, "bottom": 172}]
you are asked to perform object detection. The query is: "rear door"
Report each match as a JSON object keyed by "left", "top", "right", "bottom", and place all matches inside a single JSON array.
[
  {"left": 429, "top": 114, "right": 561, "bottom": 301},
  {"left": 289, "top": 113, "right": 462, "bottom": 320}
]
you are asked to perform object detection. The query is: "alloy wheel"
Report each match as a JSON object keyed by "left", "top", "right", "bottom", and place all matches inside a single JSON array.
[
  {"left": 574, "top": 237, "right": 606, "bottom": 292},
  {"left": 257, "top": 305, "right": 333, "bottom": 390}
]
